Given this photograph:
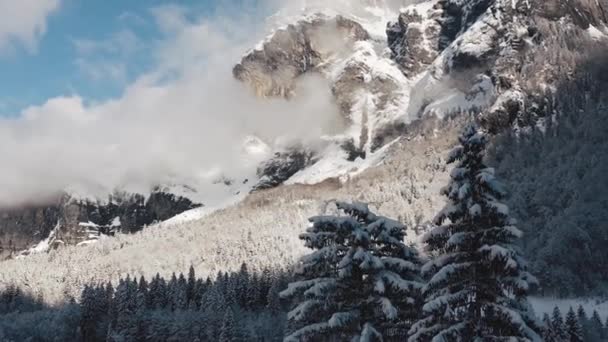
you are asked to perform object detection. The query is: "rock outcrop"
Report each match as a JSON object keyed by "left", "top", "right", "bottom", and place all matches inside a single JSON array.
[
  {"left": 235, "top": 11, "right": 413, "bottom": 173},
  {"left": 254, "top": 148, "right": 317, "bottom": 190},
  {"left": 233, "top": 15, "right": 369, "bottom": 98}
]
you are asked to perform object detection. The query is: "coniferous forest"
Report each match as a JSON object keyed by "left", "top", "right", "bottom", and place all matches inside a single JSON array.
[{"left": 0, "top": 125, "right": 606, "bottom": 341}]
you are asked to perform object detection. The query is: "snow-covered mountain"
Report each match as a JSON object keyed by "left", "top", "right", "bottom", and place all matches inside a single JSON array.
[{"left": 1, "top": 0, "right": 608, "bottom": 302}]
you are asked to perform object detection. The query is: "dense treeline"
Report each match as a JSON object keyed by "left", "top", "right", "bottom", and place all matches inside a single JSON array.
[
  {"left": 0, "top": 265, "right": 292, "bottom": 341},
  {"left": 490, "top": 48, "right": 608, "bottom": 297},
  {"left": 2, "top": 275, "right": 608, "bottom": 341},
  {"left": 85, "top": 265, "right": 291, "bottom": 341},
  {"left": 542, "top": 305, "right": 608, "bottom": 342}
]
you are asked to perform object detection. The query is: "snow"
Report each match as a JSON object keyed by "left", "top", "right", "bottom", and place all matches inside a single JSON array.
[
  {"left": 478, "top": 244, "right": 516, "bottom": 268},
  {"left": 286, "top": 137, "right": 397, "bottom": 185},
  {"left": 529, "top": 297, "right": 608, "bottom": 322},
  {"left": 588, "top": 24, "right": 607, "bottom": 40},
  {"left": 360, "top": 323, "right": 382, "bottom": 342},
  {"left": 76, "top": 240, "right": 99, "bottom": 247},
  {"left": 161, "top": 192, "right": 248, "bottom": 226},
  {"left": 78, "top": 221, "right": 100, "bottom": 228},
  {"left": 268, "top": 0, "right": 402, "bottom": 42},
  {"left": 468, "top": 204, "right": 482, "bottom": 216},
  {"left": 328, "top": 311, "right": 357, "bottom": 327},
  {"left": 110, "top": 216, "right": 121, "bottom": 227},
  {"left": 24, "top": 221, "right": 60, "bottom": 255},
  {"left": 488, "top": 200, "right": 510, "bottom": 216},
  {"left": 449, "top": 14, "right": 499, "bottom": 67},
  {"left": 379, "top": 297, "right": 398, "bottom": 319}
]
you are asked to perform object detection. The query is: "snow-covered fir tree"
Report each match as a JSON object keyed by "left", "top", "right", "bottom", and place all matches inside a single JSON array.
[
  {"left": 409, "top": 125, "right": 541, "bottom": 341},
  {"left": 267, "top": 278, "right": 283, "bottom": 314},
  {"left": 542, "top": 313, "right": 559, "bottom": 342},
  {"left": 113, "top": 277, "right": 138, "bottom": 340},
  {"left": 281, "top": 201, "right": 422, "bottom": 341},
  {"left": 80, "top": 285, "right": 100, "bottom": 341},
  {"left": 551, "top": 306, "right": 568, "bottom": 341},
  {"left": 588, "top": 310, "right": 605, "bottom": 341},
  {"left": 219, "top": 308, "right": 242, "bottom": 342},
  {"left": 565, "top": 307, "right": 584, "bottom": 342},
  {"left": 187, "top": 265, "right": 197, "bottom": 307}
]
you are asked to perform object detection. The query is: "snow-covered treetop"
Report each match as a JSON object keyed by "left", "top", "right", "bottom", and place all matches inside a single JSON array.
[
  {"left": 411, "top": 124, "right": 542, "bottom": 341},
  {"left": 283, "top": 201, "right": 422, "bottom": 341}
]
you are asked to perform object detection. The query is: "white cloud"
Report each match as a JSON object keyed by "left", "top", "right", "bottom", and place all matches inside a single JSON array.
[
  {"left": 117, "top": 11, "right": 146, "bottom": 26},
  {"left": 75, "top": 59, "right": 127, "bottom": 83},
  {"left": 0, "top": 1, "right": 343, "bottom": 207},
  {"left": 0, "top": 0, "right": 60, "bottom": 54},
  {"left": 72, "top": 29, "right": 142, "bottom": 83},
  {"left": 73, "top": 29, "right": 142, "bottom": 56}
]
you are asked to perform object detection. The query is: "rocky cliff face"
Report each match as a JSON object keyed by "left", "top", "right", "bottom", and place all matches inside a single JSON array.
[
  {"left": 393, "top": 0, "right": 608, "bottom": 130},
  {"left": 234, "top": 15, "right": 370, "bottom": 99},
  {"left": 235, "top": 9, "right": 414, "bottom": 185},
  {"left": 236, "top": 0, "right": 606, "bottom": 194},
  {"left": 0, "top": 191, "right": 199, "bottom": 259}
]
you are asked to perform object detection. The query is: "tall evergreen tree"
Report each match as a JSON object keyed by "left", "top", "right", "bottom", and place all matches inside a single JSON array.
[
  {"left": 266, "top": 278, "right": 283, "bottom": 314},
  {"left": 542, "top": 313, "right": 559, "bottom": 342},
  {"left": 576, "top": 305, "right": 587, "bottom": 323},
  {"left": 106, "top": 281, "right": 117, "bottom": 329},
  {"left": 552, "top": 306, "right": 568, "bottom": 341},
  {"left": 237, "top": 263, "right": 251, "bottom": 307},
  {"left": 565, "top": 307, "right": 584, "bottom": 342},
  {"left": 80, "top": 285, "right": 101, "bottom": 342},
  {"left": 409, "top": 125, "right": 541, "bottom": 341},
  {"left": 187, "top": 265, "right": 196, "bottom": 306},
  {"left": 281, "top": 201, "right": 422, "bottom": 341},
  {"left": 175, "top": 273, "right": 188, "bottom": 310},
  {"left": 114, "top": 277, "right": 138, "bottom": 340},
  {"left": 589, "top": 310, "right": 605, "bottom": 340},
  {"left": 246, "top": 272, "right": 261, "bottom": 309},
  {"left": 219, "top": 308, "right": 242, "bottom": 342},
  {"left": 260, "top": 267, "right": 273, "bottom": 303}
]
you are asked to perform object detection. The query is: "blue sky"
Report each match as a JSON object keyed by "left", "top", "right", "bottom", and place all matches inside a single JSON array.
[{"left": 0, "top": 0, "right": 271, "bottom": 116}]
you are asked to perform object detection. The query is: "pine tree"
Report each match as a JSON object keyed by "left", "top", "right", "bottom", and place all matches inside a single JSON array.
[
  {"left": 219, "top": 308, "right": 242, "bottom": 342},
  {"left": 552, "top": 306, "right": 568, "bottom": 341},
  {"left": 565, "top": 307, "right": 584, "bottom": 342},
  {"left": 187, "top": 265, "right": 196, "bottom": 307},
  {"left": 147, "top": 275, "right": 159, "bottom": 310},
  {"left": 175, "top": 273, "right": 188, "bottom": 310},
  {"left": 201, "top": 285, "right": 227, "bottom": 338},
  {"left": 106, "top": 281, "right": 117, "bottom": 328},
  {"left": 260, "top": 267, "right": 273, "bottom": 305},
  {"left": 245, "top": 272, "right": 260, "bottom": 309},
  {"left": 281, "top": 201, "right": 422, "bottom": 341},
  {"left": 237, "top": 263, "right": 251, "bottom": 307},
  {"left": 80, "top": 285, "right": 100, "bottom": 342},
  {"left": 577, "top": 305, "right": 587, "bottom": 323},
  {"left": 266, "top": 278, "right": 283, "bottom": 314},
  {"left": 135, "top": 285, "right": 147, "bottom": 342},
  {"left": 409, "top": 125, "right": 541, "bottom": 341},
  {"left": 588, "top": 310, "right": 605, "bottom": 341},
  {"left": 114, "top": 277, "right": 138, "bottom": 340},
  {"left": 156, "top": 275, "right": 169, "bottom": 310},
  {"left": 542, "top": 313, "right": 559, "bottom": 342},
  {"left": 167, "top": 273, "right": 178, "bottom": 311}
]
